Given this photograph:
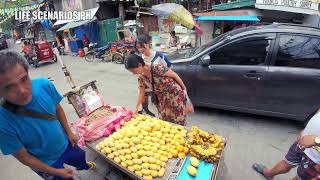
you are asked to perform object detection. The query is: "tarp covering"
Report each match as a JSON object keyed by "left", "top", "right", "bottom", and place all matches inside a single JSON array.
[
  {"left": 151, "top": 3, "right": 195, "bottom": 29},
  {"left": 40, "top": 20, "right": 53, "bottom": 30},
  {"left": 57, "top": 17, "right": 97, "bottom": 32},
  {"left": 74, "top": 21, "right": 99, "bottom": 45}
]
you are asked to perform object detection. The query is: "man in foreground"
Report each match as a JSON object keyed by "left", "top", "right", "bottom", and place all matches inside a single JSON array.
[{"left": 0, "top": 51, "right": 95, "bottom": 180}]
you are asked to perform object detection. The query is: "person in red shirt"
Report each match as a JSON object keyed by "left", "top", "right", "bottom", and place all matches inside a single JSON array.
[
  {"left": 83, "top": 34, "right": 90, "bottom": 47},
  {"left": 21, "top": 41, "right": 33, "bottom": 55}
]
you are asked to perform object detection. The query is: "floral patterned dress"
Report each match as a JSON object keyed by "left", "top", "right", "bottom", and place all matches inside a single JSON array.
[{"left": 138, "top": 64, "right": 187, "bottom": 125}]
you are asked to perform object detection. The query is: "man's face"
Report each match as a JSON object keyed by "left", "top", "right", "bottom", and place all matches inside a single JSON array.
[{"left": 0, "top": 64, "right": 32, "bottom": 106}]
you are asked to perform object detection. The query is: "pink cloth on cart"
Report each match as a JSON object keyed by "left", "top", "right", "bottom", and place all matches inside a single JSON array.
[{"left": 71, "top": 105, "right": 132, "bottom": 148}]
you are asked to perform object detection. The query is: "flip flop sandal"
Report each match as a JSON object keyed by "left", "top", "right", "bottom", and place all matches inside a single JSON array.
[{"left": 252, "top": 163, "right": 271, "bottom": 180}]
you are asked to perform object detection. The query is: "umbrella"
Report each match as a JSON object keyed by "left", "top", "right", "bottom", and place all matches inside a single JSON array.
[{"left": 151, "top": 3, "right": 203, "bottom": 34}]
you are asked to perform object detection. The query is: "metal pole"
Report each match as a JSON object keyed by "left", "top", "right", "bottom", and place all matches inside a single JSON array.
[
  {"left": 134, "top": 0, "right": 140, "bottom": 36},
  {"left": 53, "top": 47, "right": 77, "bottom": 89}
]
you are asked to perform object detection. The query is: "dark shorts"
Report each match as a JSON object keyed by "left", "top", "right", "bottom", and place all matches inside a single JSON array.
[
  {"left": 35, "top": 143, "right": 89, "bottom": 180},
  {"left": 284, "top": 141, "right": 320, "bottom": 180}
]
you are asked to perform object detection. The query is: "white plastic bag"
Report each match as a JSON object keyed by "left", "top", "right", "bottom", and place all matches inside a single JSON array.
[
  {"left": 82, "top": 89, "right": 104, "bottom": 114},
  {"left": 185, "top": 90, "right": 194, "bottom": 114}
]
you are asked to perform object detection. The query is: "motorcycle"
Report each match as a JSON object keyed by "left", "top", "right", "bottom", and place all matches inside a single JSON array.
[
  {"left": 52, "top": 42, "right": 66, "bottom": 55},
  {"left": 85, "top": 43, "right": 124, "bottom": 64}
]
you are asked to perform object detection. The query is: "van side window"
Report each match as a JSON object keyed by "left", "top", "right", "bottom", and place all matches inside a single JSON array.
[
  {"left": 209, "top": 39, "right": 271, "bottom": 66},
  {"left": 275, "top": 35, "right": 320, "bottom": 69}
]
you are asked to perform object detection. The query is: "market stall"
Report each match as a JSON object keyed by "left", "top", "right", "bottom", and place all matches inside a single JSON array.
[{"left": 54, "top": 48, "right": 226, "bottom": 180}]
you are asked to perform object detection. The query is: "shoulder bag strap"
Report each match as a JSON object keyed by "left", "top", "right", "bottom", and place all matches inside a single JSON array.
[
  {"left": 2, "top": 101, "right": 57, "bottom": 121},
  {"left": 150, "top": 62, "right": 160, "bottom": 108},
  {"left": 150, "top": 62, "right": 156, "bottom": 95}
]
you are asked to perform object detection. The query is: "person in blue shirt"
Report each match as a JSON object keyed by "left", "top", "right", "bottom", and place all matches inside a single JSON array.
[
  {"left": 135, "top": 34, "right": 172, "bottom": 68},
  {"left": 0, "top": 51, "right": 95, "bottom": 180}
]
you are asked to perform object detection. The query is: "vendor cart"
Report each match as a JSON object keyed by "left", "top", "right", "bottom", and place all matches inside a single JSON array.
[
  {"left": 61, "top": 80, "right": 225, "bottom": 180},
  {"left": 62, "top": 81, "right": 226, "bottom": 180},
  {"left": 85, "top": 138, "right": 225, "bottom": 180}
]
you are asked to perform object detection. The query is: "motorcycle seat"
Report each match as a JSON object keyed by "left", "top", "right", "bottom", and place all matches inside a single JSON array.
[{"left": 96, "top": 45, "right": 110, "bottom": 51}]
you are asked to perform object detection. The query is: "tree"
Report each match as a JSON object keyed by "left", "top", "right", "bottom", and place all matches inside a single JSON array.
[{"left": 0, "top": 0, "right": 30, "bottom": 9}]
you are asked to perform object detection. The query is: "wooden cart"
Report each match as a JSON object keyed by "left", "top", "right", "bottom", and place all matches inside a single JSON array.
[
  {"left": 85, "top": 138, "right": 225, "bottom": 180},
  {"left": 64, "top": 81, "right": 225, "bottom": 180}
]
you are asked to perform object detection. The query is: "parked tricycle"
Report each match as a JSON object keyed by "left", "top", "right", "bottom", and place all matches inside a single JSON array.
[{"left": 21, "top": 38, "right": 57, "bottom": 68}]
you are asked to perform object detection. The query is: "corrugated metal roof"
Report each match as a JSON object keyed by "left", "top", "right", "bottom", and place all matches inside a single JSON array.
[
  {"left": 194, "top": 9, "right": 262, "bottom": 17},
  {"left": 195, "top": 15, "right": 260, "bottom": 21}
]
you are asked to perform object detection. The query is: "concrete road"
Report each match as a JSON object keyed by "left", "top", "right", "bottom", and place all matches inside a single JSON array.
[{"left": 0, "top": 55, "right": 303, "bottom": 180}]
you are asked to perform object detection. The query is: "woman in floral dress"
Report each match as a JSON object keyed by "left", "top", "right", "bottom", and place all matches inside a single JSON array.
[{"left": 125, "top": 54, "right": 187, "bottom": 125}]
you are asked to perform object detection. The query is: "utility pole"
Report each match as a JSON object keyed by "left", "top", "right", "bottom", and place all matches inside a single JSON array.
[{"left": 134, "top": 0, "right": 140, "bottom": 36}]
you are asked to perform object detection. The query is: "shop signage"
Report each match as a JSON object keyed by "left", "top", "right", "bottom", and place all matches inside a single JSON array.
[{"left": 255, "top": 0, "right": 319, "bottom": 14}]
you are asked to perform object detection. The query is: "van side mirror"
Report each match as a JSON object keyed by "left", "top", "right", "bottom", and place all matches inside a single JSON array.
[{"left": 200, "top": 55, "right": 210, "bottom": 67}]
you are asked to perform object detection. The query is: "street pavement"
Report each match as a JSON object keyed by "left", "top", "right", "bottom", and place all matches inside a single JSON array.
[{"left": 0, "top": 53, "right": 303, "bottom": 180}]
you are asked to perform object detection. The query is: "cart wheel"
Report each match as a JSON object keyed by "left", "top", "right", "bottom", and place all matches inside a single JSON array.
[
  {"left": 85, "top": 52, "right": 95, "bottom": 62},
  {"left": 112, "top": 53, "right": 124, "bottom": 64}
]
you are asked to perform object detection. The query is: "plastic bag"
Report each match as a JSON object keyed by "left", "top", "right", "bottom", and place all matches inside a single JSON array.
[
  {"left": 82, "top": 89, "right": 104, "bottom": 114},
  {"left": 186, "top": 92, "right": 194, "bottom": 114}
]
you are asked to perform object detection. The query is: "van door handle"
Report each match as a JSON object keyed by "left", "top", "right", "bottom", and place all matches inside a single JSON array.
[{"left": 244, "top": 71, "right": 263, "bottom": 80}]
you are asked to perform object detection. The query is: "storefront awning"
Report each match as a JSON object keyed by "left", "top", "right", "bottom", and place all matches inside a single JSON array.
[
  {"left": 57, "top": 17, "right": 97, "bottom": 31},
  {"left": 54, "top": 7, "right": 99, "bottom": 26},
  {"left": 194, "top": 9, "right": 261, "bottom": 21}
]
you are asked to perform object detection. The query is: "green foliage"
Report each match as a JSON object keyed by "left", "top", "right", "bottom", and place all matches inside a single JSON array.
[
  {"left": 0, "top": 0, "right": 30, "bottom": 9},
  {"left": 0, "top": 14, "right": 14, "bottom": 31}
]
